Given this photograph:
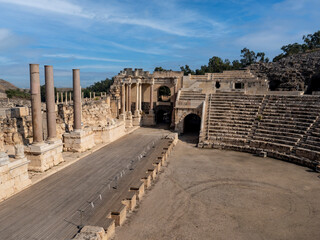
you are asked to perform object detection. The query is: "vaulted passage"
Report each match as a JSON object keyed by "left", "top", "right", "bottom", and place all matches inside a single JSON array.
[{"left": 184, "top": 114, "right": 201, "bottom": 134}]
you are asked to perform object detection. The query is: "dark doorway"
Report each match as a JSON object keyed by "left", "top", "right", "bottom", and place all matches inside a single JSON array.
[
  {"left": 184, "top": 114, "right": 201, "bottom": 134},
  {"left": 235, "top": 82, "right": 244, "bottom": 89},
  {"left": 156, "top": 109, "right": 171, "bottom": 124}
]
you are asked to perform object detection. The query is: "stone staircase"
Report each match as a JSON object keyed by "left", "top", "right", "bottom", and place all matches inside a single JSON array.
[
  {"left": 200, "top": 93, "right": 320, "bottom": 170},
  {"left": 179, "top": 90, "right": 206, "bottom": 101}
]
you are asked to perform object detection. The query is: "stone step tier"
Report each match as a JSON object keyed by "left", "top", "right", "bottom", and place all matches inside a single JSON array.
[{"left": 202, "top": 92, "right": 320, "bottom": 171}]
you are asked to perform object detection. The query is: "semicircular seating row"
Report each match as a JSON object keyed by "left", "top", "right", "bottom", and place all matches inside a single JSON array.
[{"left": 201, "top": 92, "right": 320, "bottom": 170}]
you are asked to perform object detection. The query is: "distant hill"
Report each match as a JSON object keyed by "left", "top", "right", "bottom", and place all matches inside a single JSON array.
[
  {"left": 248, "top": 50, "right": 320, "bottom": 93},
  {"left": 0, "top": 79, "right": 19, "bottom": 93}
]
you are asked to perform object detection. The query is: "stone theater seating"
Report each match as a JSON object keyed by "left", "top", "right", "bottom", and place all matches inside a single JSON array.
[{"left": 201, "top": 93, "right": 320, "bottom": 170}]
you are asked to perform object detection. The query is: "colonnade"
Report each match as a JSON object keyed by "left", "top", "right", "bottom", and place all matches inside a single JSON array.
[
  {"left": 120, "top": 80, "right": 154, "bottom": 117},
  {"left": 30, "top": 64, "right": 82, "bottom": 145}
]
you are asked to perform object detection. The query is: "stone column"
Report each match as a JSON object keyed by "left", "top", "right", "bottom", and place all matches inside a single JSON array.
[
  {"left": 60, "top": 92, "right": 63, "bottom": 104},
  {"left": 139, "top": 84, "right": 142, "bottom": 112},
  {"left": 150, "top": 83, "right": 154, "bottom": 112},
  {"left": 56, "top": 92, "right": 59, "bottom": 104},
  {"left": 30, "top": 64, "right": 43, "bottom": 144},
  {"left": 44, "top": 65, "right": 57, "bottom": 141},
  {"left": 81, "top": 92, "right": 84, "bottom": 100},
  {"left": 73, "top": 69, "right": 81, "bottom": 131},
  {"left": 125, "top": 84, "right": 129, "bottom": 112},
  {"left": 121, "top": 83, "right": 125, "bottom": 114},
  {"left": 69, "top": 92, "right": 72, "bottom": 102},
  {"left": 93, "top": 92, "right": 96, "bottom": 98},
  {"left": 90, "top": 92, "right": 92, "bottom": 100},
  {"left": 128, "top": 83, "right": 132, "bottom": 113},
  {"left": 135, "top": 83, "right": 139, "bottom": 115},
  {"left": 65, "top": 92, "right": 68, "bottom": 104}
]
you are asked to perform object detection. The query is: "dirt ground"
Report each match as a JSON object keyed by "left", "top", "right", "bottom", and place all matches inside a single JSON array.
[{"left": 114, "top": 136, "right": 320, "bottom": 240}]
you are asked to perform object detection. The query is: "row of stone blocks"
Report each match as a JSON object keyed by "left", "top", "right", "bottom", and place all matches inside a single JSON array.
[{"left": 73, "top": 133, "right": 178, "bottom": 240}]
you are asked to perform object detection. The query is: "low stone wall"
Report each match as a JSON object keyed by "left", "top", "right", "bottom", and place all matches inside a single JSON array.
[
  {"left": 72, "top": 133, "right": 178, "bottom": 240},
  {"left": 0, "top": 157, "right": 31, "bottom": 201},
  {"left": 92, "top": 121, "right": 126, "bottom": 145}
]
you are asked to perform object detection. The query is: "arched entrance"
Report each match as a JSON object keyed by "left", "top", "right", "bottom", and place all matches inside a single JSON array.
[
  {"left": 158, "top": 86, "right": 171, "bottom": 102},
  {"left": 184, "top": 114, "right": 201, "bottom": 134}
]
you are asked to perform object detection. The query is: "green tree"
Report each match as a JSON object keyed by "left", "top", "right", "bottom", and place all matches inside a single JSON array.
[
  {"left": 240, "top": 48, "right": 257, "bottom": 67},
  {"left": 303, "top": 30, "right": 320, "bottom": 50},
  {"left": 154, "top": 67, "right": 172, "bottom": 71},
  {"left": 180, "top": 65, "right": 195, "bottom": 75}
]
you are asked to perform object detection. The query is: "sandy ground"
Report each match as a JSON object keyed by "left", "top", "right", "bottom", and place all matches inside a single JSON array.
[{"left": 114, "top": 136, "right": 320, "bottom": 240}]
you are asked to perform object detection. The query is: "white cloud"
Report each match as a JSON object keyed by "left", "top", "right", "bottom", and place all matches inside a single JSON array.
[
  {"left": 0, "top": 0, "right": 92, "bottom": 18},
  {"left": 0, "top": 28, "right": 10, "bottom": 41},
  {"left": 0, "top": 0, "right": 226, "bottom": 38},
  {"left": 0, "top": 56, "right": 16, "bottom": 65},
  {"left": 43, "top": 54, "right": 129, "bottom": 62}
]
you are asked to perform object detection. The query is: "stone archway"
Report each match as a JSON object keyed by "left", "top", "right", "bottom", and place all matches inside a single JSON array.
[
  {"left": 158, "top": 86, "right": 171, "bottom": 102},
  {"left": 184, "top": 114, "right": 201, "bottom": 134}
]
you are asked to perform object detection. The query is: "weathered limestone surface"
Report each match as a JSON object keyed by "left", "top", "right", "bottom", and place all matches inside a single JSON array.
[
  {"left": 25, "top": 141, "right": 64, "bottom": 172},
  {"left": 0, "top": 157, "right": 31, "bottom": 201},
  {"left": 63, "top": 130, "right": 95, "bottom": 152}
]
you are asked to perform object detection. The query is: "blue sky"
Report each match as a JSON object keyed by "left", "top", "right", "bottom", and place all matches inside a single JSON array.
[{"left": 0, "top": 0, "right": 319, "bottom": 88}]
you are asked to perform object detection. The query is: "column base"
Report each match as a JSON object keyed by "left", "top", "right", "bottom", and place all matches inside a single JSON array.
[
  {"left": 63, "top": 130, "right": 95, "bottom": 153},
  {"left": 133, "top": 115, "right": 142, "bottom": 126},
  {"left": 142, "top": 112, "right": 156, "bottom": 126},
  {"left": 0, "top": 152, "right": 10, "bottom": 166},
  {"left": 0, "top": 156, "right": 31, "bottom": 202},
  {"left": 125, "top": 112, "right": 133, "bottom": 128},
  {"left": 25, "top": 141, "right": 64, "bottom": 172}
]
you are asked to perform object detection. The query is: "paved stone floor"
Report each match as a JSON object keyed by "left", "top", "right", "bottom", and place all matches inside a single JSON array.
[
  {"left": 0, "top": 127, "right": 169, "bottom": 240},
  {"left": 115, "top": 135, "right": 320, "bottom": 240}
]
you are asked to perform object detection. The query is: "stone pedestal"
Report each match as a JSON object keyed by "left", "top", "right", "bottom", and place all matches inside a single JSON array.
[
  {"left": 142, "top": 111, "right": 156, "bottom": 126},
  {"left": 125, "top": 112, "right": 133, "bottom": 128},
  {"left": 25, "top": 141, "right": 64, "bottom": 172},
  {"left": 0, "top": 152, "right": 10, "bottom": 166},
  {"left": 63, "top": 130, "right": 95, "bottom": 152},
  {"left": 133, "top": 115, "right": 141, "bottom": 126},
  {"left": 0, "top": 157, "right": 31, "bottom": 201},
  {"left": 92, "top": 121, "right": 126, "bottom": 145},
  {"left": 133, "top": 110, "right": 141, "bottom": 126}
]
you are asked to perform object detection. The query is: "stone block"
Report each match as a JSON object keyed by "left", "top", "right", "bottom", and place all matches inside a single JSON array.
[
  {"left": 129, "top": 181, "right": 145, "bottom": 201},
  {"left": 108, "top": 204, "right": 127, "bottom": 226},
  {"left": 121, "top": 191, "right": 137, "bottom": 211}
]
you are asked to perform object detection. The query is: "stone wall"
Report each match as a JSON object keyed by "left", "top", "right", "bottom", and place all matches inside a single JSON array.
[
  {"left": 248, "top": 50, "right": 320, "bottom": 92},
  {"left": 0, "top": 98, "right": 117, "bottom": 147}
]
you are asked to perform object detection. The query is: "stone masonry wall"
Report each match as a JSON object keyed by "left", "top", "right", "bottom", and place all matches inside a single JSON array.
[{"left": 0, "top": 99, "right": 116, "bottom": 147}]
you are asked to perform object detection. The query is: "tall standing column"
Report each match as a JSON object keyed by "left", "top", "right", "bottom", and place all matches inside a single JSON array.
[
  {"left": 150, "top": 83, "right": 154, "bottom": 112},
  {"left": 135, "top": 83, "right": 139, "bottom": 114},
  {"left": 65, "top": 92, "right": 68, "bottom": 104},
  {"left": 128, "top": 83, "right": 132, "bottom": 113},
  {"left": 73, "top": 69, "right": 81, "bottom": 131},
  {"left": 125, "top": 84, "right": 129, "bottom": 112},
  {"left": 45, "top": 65, "right": 57, "bottom": 141},
  {"left": 139, "top": 84, "right": 142, "bottom": 111},
  {"left": 60, "top": 92, "right": 63, "bottom": 103},
  {"left": 121, "top": 83, "right": 125, "bottom": 114},
  {"left": 30, "top": 64, "right": 43, "bottom": 144},
  {"left": 69, "top": 92, "right": 72, "bottom": 102},
  {"left": 56, "top": 92, "right": 59, "bottom": 104}
]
